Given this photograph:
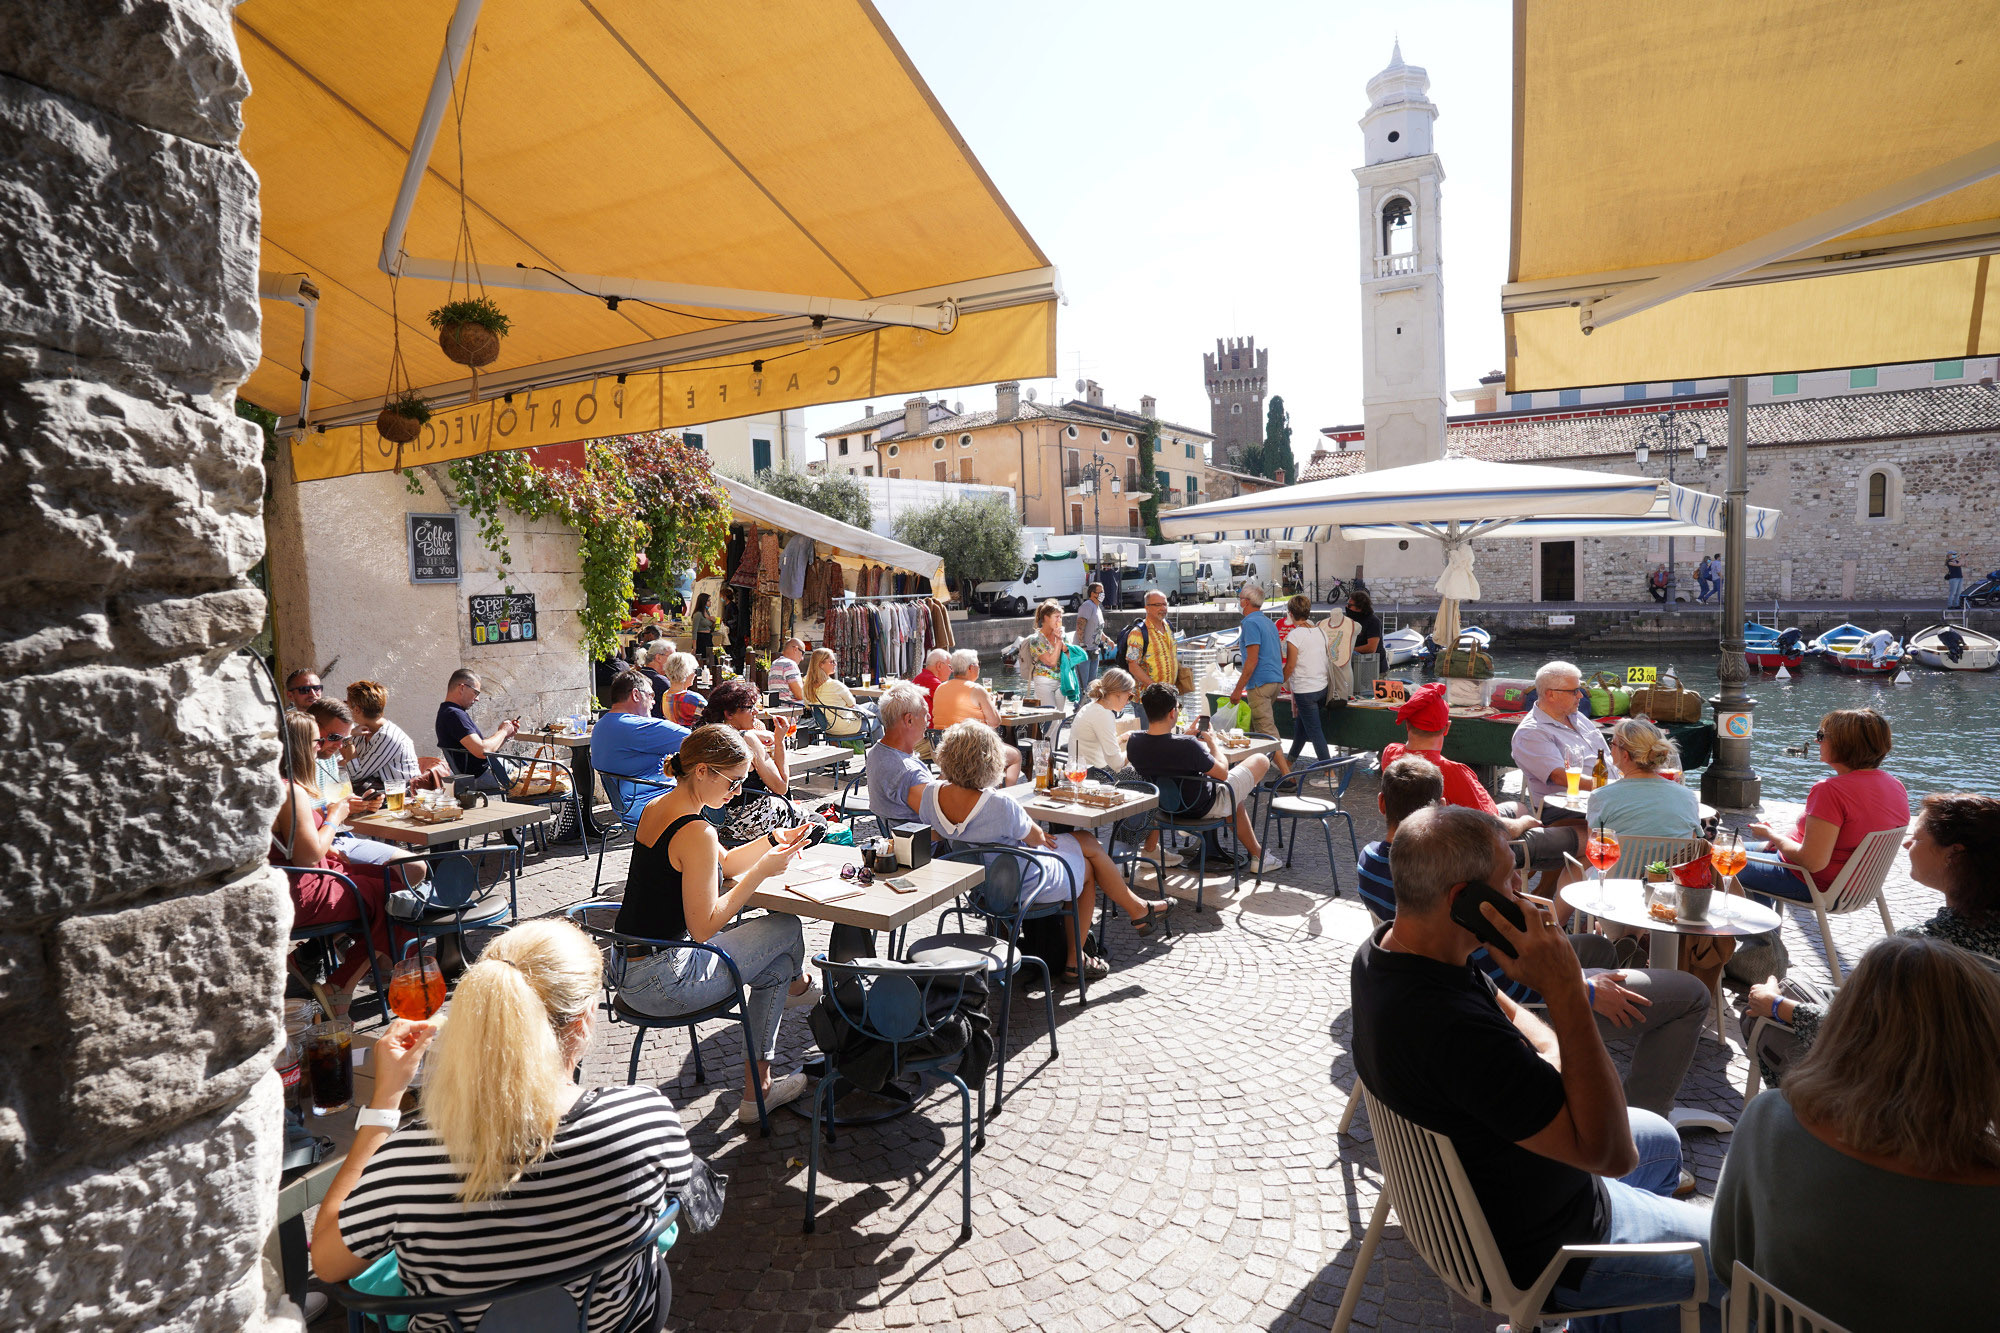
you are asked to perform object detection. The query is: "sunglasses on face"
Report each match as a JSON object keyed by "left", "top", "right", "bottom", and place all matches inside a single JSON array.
[
  {"left": 290, "top": 683, "right": 323, "bottom": 695},
  {"left": 319, "top": 732, "right": 351, "bottom": 745},
  {"left": 708, "top": 769, "right": 746, "bottom": 794},
  {"left": 1814, "top": 729, "right": 1826, "bottom": 740}
]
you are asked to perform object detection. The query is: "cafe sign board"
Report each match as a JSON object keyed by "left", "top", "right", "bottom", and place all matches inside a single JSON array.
[
  {"left": 469, "top": 593, "right": 537, "bottom": 646},
  {"left": 407, "top": 513, "right": 462, "bottom": 584}
]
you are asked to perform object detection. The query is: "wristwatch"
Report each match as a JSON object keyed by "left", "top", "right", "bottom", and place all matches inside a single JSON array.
[{"left": 355, "top": 1106, "right": 401, "bottom": 1132}]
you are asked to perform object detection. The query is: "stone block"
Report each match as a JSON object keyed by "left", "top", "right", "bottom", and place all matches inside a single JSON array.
[
  {"left": 0, "top": 77, "right": 261, "bottom": 390},
  {"left": 0, "top": 1074, "right": 286, "bottom": 1331},
  {"left": 0, "top": 656, "right": 281, "bottom": 922},
  {"left": 47, "top": 867, "right": 286, "bottom": 1156},
  {"left": 0, "top": 0, "right": 247, "bottom": 147}
]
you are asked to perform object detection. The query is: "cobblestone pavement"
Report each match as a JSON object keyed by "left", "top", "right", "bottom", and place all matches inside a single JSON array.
[{"left": 328, "top": 761, "right": 1935, "bottom": 1332}]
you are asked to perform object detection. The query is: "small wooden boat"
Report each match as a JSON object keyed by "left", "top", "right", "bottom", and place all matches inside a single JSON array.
[
  {"left": 1743, "top": 621, "right": 1805, "bottom": 672},
  {"left": 1383, "top": 626, "right": 1435, "bottom": 667},
  {"left": 1909, "top": 623, "right": 2000, "bottom": 671},
  {"left": 1456, "top": 625, "right": 1493, "bottom": 651},
  {"left": 1805, "top": 623, "right": 1869, "bottom": 658}
]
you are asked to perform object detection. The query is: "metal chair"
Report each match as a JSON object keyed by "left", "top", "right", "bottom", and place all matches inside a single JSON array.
[
  {"left": 1331, "top": 1083, "right": 1707, "bottom": 1333},
  {"left": 591, "top": 771, "right": 674, "bottom": 894},
  {"left": 495, "top": 748, "right": 589, "bottom": 857},
  {"left": 1095, "top": 776, "right": 1175, "bottom": 942},
  {"left": 279, "top": 866, "right": 388, "bottom": 1021},
  {"left": 382, "top": 845, "right": 522, "bottom": 961},
  {"left": 1254, "top": 755, "right": 1364, "bottom": 890},
  {"left": 802, "top": 954, "right": 988, "bottom": 1242},
  {"left": 914, "top": 844, "right": 1071, "bottom": 1114},
  {"left": 563, "top": 902, "right": 773, "bottom": 1136},
  {"left": 1133, "top": 773, "right": 1242, "bottom": 912},
  {"left": 1760, "top": 825, "right": 1906, "bottom": 982},
  {"left": 335, "top": 1200, "right": 680, "bottom": 1332},
  {"left": 807, "top": 699, "right": 881, "bottom": 752},
  {"left": 1722, "top": 1260, "right": 1853, "bottom": 1333}
]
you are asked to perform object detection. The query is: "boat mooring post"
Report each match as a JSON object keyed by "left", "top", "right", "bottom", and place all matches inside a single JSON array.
[{"left": 1704, "top": 376, "right": 1763, "bottom": 810}]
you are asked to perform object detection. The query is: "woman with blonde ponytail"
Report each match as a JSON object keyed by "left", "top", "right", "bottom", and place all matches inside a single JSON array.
[{"left": 311, "top": 920, "right": 693, "bottom": 1327}]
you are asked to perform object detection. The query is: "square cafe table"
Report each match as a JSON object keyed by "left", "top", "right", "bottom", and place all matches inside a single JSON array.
[
  {"left": 999, "top": 780, "right": 1158, "bottom": 830},
  {"left": 784, "top": 742, "right": 859, "bottom": 776},
  {"left": 347, "top": 800, "right": 552, "bottom": 848},
  {"left": 512, "top": 727, "right": 604, "bottom": 837},
  {"left": 746, "top": 841, "right": 983, "bottom": 935}
]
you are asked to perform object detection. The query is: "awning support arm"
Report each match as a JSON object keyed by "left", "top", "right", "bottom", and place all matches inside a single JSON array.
[
  {"left": 378, "top": 0, "right": 486, "bottom": 276},
  {"left": 1579, "top": 137, "right": 2000, "bottom": 332},
  {"left": 393, "top": 256, "right": 959, "bottom": 332},
  {"left": 258, "top": 270, "right": 321, "bottom": 439}
]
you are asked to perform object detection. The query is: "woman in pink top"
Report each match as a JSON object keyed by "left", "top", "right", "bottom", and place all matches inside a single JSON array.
[{"left": 1741, "top": 708, "right": 1910, "bottom": 902}]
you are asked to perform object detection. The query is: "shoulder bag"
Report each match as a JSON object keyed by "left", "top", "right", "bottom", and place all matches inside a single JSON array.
[
  {"left": 1586, "top": 671, "right": 1633, "bottom": 718},
  {"left": 1434, "top": 646, "right": 1494, "bottom": 679},
  {"left": 1630, "top": 679, "right": 1704, "bottom": 724}
]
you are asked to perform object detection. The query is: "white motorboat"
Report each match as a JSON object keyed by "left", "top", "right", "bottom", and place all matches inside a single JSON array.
[
  {"left": 1908, "top": 623, "right": 2000, "bottom": 671},
  {"left": 1456, "top": 625, "right": 1492, "bottom": 651},
  {"left": 1382, "top": 626, "right": 1434, "bottom": 667}
]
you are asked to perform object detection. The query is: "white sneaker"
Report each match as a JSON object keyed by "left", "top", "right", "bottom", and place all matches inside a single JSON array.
[
  {"left": 784, "top": 980, "right": 821, "bottom": 1010},
  {"left": 1258, "top": 852, "right": 1287, "bottom": 873},
  {"left": 1161, "top": 849, "right": 1191, "bottom": 868},
  {"left": 740, "top": 1070, "right": 811, "bottom": 1124}
]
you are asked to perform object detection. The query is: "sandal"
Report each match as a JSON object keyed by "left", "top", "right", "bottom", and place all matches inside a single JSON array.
[
  {"left": 1062, "top": 955, "right": 1111, "bottom": 984},
  {"left": 1129, "top": 901, "right": 1174, "bottom": 936}
]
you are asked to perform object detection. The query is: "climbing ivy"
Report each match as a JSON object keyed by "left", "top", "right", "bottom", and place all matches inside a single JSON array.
[
  {"left": 405, "top": 433, "right": 727, "bottom": 658},
  {"left": 1136, "top": 420, "right": 1165, "bottom": 544}
]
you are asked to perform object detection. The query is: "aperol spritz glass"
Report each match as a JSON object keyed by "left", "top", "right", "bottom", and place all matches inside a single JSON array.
[
  {"left": 387, "top": 944, "right": 447, "bottom": 1084},
  {"left": 1585, "top": 829, "right": 1621, "bottom": 878}
]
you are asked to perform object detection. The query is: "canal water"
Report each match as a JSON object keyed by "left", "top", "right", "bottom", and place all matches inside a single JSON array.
[{"left": 976, "top": 641, "right": 1997, "bottom": 801}]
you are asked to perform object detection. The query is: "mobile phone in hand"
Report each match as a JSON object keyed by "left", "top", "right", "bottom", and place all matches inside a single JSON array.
[
  {"left": 1196, "top": 715, "right": 1210, "bottom": 735},
  {"left": 1448, "top": 880, "right": 1528, "bottom": 958}
]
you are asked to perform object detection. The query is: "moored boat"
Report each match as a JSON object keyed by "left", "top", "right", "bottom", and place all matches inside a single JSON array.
[
  {"left": 1804, "top": 622, "right": 1869, "bottom": 658},
  {"left": 1382, "top": 626, "right": 1435, "bottom": 667},
  {"left": 1456, "top": 625, "right": 1492, "bottom": 651},
  {"left": 1744, "top": 621, "right": 1805, "bottom": 672},
  {"left": 1909, "top": 623, "right": 2000, "bottom": 671}
]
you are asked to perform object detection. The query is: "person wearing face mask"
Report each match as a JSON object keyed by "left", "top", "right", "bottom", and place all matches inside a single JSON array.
[
  {"left": 615, "top": 724, "right": 821, "bottom": 1122},
  {"left": 1344, "top": 589, "right": 1383, "bottom": 701}
]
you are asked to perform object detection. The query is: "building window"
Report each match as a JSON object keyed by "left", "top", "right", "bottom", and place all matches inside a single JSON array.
[
  {"left": 1558, "top": 388, "right": 1581, "bottom": 406},
  {"left": 752, "top": 438, "right": 771, "bottom": 473},
  {"left": 934, "top": 461, "right": 948, "bottom": 481},
  {"left": 684, "top": 432, "right": 705, "bottom": 451},
  {"left": 1065, "top": 424, "right": 1078, "bottom": 438},
  {"left": 960, "top": 434, "right": 972, "bottom": 447},
  {"left": 1867, "top": 471, "right": 1886, "bottom": 517},
  {"left": 1127, "top": 508, "right": 1140, "bottom": 530},
  {"left": 1186, "top": 443, "right": 1198, "bottom": 458},
  {"left": 1186, "top": 473, "right": 1197, "bottom": 497},
  {"left": 1857, "top": 463, "right": 1902, "bottom": 523},
  {"left": 1070, "top": 503, "right": 1083, "bottom": 531},
  {"left": 1936, "top": 359, "right": 1965, "bottom": 379},
  {"left": 1099, "top": 429, "right": 1111, "bottom": 443},
  {"left": 888, "top": 468, "right": 900, "bottom": 479},
  {"left": 932, "top": 437, "right": 944, "bottom": 450},
  {"left": 886, "top": 444, "right": 899, "bottom": 457},
  {"left": 1126, "top": 434, "right": 1136, "bottom": 447},
  {"left": 1624, "top": 384, "right": 1647, "bottom": 400},
  {"left": 959, "top": 458, "right": 974, "bottom": 481},
  {"left": 1671, "top": 380, "right": 1696, "bottom": 397},
  {"left": 1510, "top": 393, "right": 1532, "bottom": 410},
  {"left": 1231, "top": 403, "right": 1242, "bottom": 415},
  {"left": 862, "top": 433, "right": 873, "bottom": 445},
  {"left": 1381, "top": 196, "right": 1414, "bottom": 255},
  {"left": 863, "top": 465, "right": 874, "bottom": 477},
  {"left": 1848, "top": 366, "right": 1877, "bottom": 389},
  {"left": 1772, "top": 373, "right": 1799, "bottom": 395},
  {"left": 837, "top": 437, "right": 849, "bottom": 455}
]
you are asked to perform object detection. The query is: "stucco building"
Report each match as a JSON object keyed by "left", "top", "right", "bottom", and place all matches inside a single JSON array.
[{"left": 680, "top": 405, "right": 807, "bottom": 477}]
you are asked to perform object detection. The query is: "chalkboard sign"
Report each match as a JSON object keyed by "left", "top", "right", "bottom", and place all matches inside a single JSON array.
[
  {"left": 407, "top": 513, "right": 462, "bottom": 583},
  {"left": 468, "top": 593, "right": 537, "bottom": 646}
]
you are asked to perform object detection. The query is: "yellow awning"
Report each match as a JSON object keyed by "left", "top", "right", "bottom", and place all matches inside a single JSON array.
[
  {"left": 1504, "top": 0, "right": 2000, "bottom": 391},
  {"left": 236, "top": 0, "right": 1057, "bottom": 481}
]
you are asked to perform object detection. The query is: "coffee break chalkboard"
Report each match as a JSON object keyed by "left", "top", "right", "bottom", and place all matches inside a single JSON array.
[
  {"left": 407, "top": 513, "right": 462, "bottom": 583},
  {"left": 468, "top": 593, "right": 537, "bottom": 646}
]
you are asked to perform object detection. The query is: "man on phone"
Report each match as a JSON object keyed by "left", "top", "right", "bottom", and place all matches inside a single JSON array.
[
  {"left": 1126, "top": 683, "right": 1276, "bottom": 871},
  {"left": 436, "top": 668, "right": 520, "bottom": 791},
  {"left": 1352, "top": 806, "right": 1719, "bottom": 1328}
]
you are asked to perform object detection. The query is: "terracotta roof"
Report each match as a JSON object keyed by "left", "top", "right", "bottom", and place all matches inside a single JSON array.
[
  {"left": 1298, "top": 449, "right": 1368, "bottom": 482},
  {"left": 819, "top": 397, "right": 1213, "bottom": 445},
  {"left": 817, "top": 406, "right": 909, "bottom": 437},
  {"left": 1301, "top": 384, "right": 2000, "bottom": 479}
]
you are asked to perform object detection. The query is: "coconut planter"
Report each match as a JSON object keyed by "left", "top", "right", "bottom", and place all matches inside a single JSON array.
[
  {"left": 377, "top": 405, "right": 426, "bottom": 443},
  {"left": 437, "top": 321, "right": 501, "bottom": 367}
]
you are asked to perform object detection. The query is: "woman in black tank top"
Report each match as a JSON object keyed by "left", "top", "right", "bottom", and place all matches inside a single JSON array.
[{"left": 613, "top": 725, "right": 820, "bottom": 1121}]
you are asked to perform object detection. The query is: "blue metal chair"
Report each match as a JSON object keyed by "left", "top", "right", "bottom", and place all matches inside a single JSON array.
[
  {"left": 807, "top": 699, "right": 881, "bottom": 752},
  {"left": 591, "top": 771, "right": 674, "bottom": 894},
  {"left": 382, "top": 844, "right": 522, "bottom": 959},
  {"left": 336, "top": 1200, "right": 680, "bottom": 1332},
  {"left": 803, "top": 954, "right": 988, "bottom": 1242},
  {"left": 494, "top": 749, "right": 589, "bottom": 858},
  {"left": 1133, "top": 774, "right": 1243, "bottom": 912},
  {"left": 1094, "top": 776, "right": 1174, "bottom": 943},
  {"left": 563, "top": 902, "right": 773, "bottom": 1136},
  {"left": 279, "top": 866, "right": 388, "bottom": 1022},
  {"left": 908, "top": 844, "right": 1069, "bottom": 1115},
  {"left": 1254, "top": 755, "right": 1364, "bottom": 890}
]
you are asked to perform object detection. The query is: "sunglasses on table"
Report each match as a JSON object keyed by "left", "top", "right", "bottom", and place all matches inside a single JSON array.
[{"left": 839, "top": 864, "right": 875, "bottom": 886}]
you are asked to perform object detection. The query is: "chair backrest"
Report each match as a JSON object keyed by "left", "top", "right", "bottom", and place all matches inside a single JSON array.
[
  {"left": 1821, "top": 825, "right": 1908, "bottom": 912},
  {"left": 1360, "top": 1084, "right": 1526, "bottom": 1313},
  {"left": 561, "top": 901, "right": 739, "bottom": 995},
  {"left": 1724, "top": 1260, "right": 1853, "bottom": 1333},
  {"left": 1149, "top": 772, "right": 1222, "bottom": 821},
  {"left": 814, "top": 954, "right": 984, "bottom": 1048},
  {"left": 599, "top": 771, "right": 672, "bottom": 833},
  {"left": 1272, "top": 755, "right": 1362, "bottom": 803},
  {"left": 1602, "top": 833, "right": 1705, "bottom": 882},
  {"left": 940, "top": 844, "right": 1075, "bottom": 922}
]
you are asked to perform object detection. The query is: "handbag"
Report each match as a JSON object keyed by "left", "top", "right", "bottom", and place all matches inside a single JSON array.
[
  {"left": 1587, "top": 671, "right": 1632, "bottom": 717},
  {"left": 1434, "top": 646, "right": 1493, "bottom": 679},
  {"left": 675, "top": 1152, "right": 729, "bottom": 1234},
  {"left": 1630, "top": 680, "right": 1704, "bottom": 724},
  {"left": 506, "top": 744, "right": 572, "bottom": 800},
  {"left": 1488, "top": 681, "right": 1534, "bottom": 711}
]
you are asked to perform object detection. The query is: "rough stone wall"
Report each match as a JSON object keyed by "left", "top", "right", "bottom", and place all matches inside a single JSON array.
[
  {"left": 0, "top": 3, "right": 294, "bottom": 1329},
  {"left": 1328, "top": 432, "right": 2000, "bottom": 606}
]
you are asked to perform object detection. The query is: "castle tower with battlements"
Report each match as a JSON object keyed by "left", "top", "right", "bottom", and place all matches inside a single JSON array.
[{"left": 1203, "top": 336, "right": 1268, "bottom": 467}]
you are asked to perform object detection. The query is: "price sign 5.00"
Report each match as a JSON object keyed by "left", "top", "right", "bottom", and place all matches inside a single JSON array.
[{"left": 1374, "top": 678, "right": 1408, "bottom": 704}]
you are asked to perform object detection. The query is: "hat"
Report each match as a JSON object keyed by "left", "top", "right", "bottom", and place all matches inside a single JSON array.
[{"left": 1396, "top": 681, "right": 1451, "bottom": 733}]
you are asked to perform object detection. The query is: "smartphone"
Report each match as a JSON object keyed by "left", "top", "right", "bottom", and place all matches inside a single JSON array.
[
  {"left": 1448, "top": 880, "right": 1528, "bottom": 959},
  {"left": 1196, "top": 714, "right": 1211, "bottom": 735}
]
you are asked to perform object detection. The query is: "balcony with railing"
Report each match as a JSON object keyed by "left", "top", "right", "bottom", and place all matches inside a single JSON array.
[{"left": 1374, "top": 252, "right": 1420, "bottom": 278}]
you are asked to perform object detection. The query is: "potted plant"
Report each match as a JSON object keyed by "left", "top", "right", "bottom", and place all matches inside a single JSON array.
[
  {"left": 375, "top": 393, "right": 431, "bottom": 444},
  {"left": 426, "top": 296, "right": 511, "bottom": 367},
  {"left": 1644, "top": 860, "right": 1671, "bottom": 885},
  {"left": 749, "top": 655, "right": 770, "bottom": 692}
]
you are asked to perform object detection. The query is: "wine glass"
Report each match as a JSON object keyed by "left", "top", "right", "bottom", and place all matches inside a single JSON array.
[
  {"left": 1710, "top": 830, "right": 1748, "bottom": 886},
  {"left": 387, "top": 944, "right": 448, "bottom": 1085},
  {"left": 1585, "top": 828, "right": 1621, "bottom": 880},
  {"left": 1066, "top": 761, "right": 1088, "bottom": 793}
]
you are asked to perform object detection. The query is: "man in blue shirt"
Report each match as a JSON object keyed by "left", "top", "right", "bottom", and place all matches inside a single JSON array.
[
  {"left": 864, "top": 684, "right": 933, "bottom": 830},
  {"left": 591, "top": 670, "right": 688, "bottom": 825},
  {"left": 1227, "top": 583, "right": 1289, "bottom": 776}
]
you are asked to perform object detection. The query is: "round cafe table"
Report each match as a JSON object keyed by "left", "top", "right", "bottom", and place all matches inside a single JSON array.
[{"left": 1559, "top": 877, "right": 1782, "bottom": 1135}]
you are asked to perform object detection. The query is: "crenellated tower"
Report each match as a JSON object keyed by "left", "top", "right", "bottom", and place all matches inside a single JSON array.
[{"left": 1203, "top": 336, "right": 1268, "bottom": 467}]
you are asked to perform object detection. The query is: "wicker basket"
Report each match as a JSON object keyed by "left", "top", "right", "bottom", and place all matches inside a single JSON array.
[
  {"left": 376, "top": 406, "right": 425, "bottom": 443},
  {"left": 437, "top": 321, "right": 501, "bottom": 367}
]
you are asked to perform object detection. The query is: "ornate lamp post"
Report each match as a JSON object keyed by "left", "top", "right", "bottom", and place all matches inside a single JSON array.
[
  {"left": 1082, "top": 452, "right": 1121, "bottom": 572},
  {"left": 1632, "top": 405, "right": 1710, "bottom": 603}
]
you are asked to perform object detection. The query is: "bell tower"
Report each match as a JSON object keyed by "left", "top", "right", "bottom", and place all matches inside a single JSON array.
[{"left": 1355, "top": 41, "right": 1446, "bottom": 474}]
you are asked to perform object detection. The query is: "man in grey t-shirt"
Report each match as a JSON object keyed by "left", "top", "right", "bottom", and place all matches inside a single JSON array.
[{"left": 1074, "top": 582, "right": 1109, "bottom": 692}]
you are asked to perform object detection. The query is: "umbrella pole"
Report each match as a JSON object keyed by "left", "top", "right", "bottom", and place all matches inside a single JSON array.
[{"left": 1702, "top": 377, "right": 1761, "bottom": 809}]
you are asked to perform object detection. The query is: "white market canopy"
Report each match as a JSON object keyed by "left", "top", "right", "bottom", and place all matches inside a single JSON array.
[
  {"left": 1337, "top": 485, "right": 1781, "bottom": 544},
  {"left": 721, "top": 475, "right": 944, "bottom": 590}
]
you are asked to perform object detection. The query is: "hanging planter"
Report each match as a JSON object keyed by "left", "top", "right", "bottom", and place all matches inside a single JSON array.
[
  {"left": 376, "top": 393, "right": 431, "bottom": 444},
  {"left": 427, "top": 296, "right": 511, "bottom": 367}
]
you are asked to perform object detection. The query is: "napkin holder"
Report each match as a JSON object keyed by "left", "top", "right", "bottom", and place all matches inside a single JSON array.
[{"left": 892, "top": 823, "right": 932, "bottom": 870}]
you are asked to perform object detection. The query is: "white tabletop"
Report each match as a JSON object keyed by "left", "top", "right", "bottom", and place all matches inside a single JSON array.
[
  {"left": 347, "top": 800, "right": 552, "bottom": 848},
  {"left": 746, "top": 842, "right": 983, "bottom": 932},
  {"left": 785, "top": 742, "right": 857, "bottom": 774},
  {"left": 994, "top": 705, "right": 1066, "bottom": 728},
  {"left": 999, "top": 780, "right": 1158, "bottom": 830},
  {"left": 513, "top": 728, "right": 593, "bottom": 748},
  {"left": 1560, "top": 878, "right": 1782, "bottom": 938}
]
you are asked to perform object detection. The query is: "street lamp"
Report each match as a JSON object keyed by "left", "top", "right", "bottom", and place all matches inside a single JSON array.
[
  {"left": 1633, "top": 406, "right": 1711, "bottom": 603},
  {"left": 1079, "top": 452, "right": 1122, "bottom": 574}
]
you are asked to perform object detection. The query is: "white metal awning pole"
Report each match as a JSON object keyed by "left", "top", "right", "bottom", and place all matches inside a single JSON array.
[
  {"left": 257, "top": 270, "right": 321, "bottom": 438},
  {"left": 378, "top": 0, "right": 486, "bottom": 276}
]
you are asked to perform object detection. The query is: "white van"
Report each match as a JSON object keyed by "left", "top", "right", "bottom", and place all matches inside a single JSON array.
[
  {"left": 1118, "top": 558, "right": 1199, "bottom": 607},
  {"left": 974, "top": 550, "right": 1089, "bottom": 617}
]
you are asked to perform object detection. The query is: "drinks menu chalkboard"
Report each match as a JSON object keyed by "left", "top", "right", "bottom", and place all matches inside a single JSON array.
[{"left": 468, "top": 593, "right": 537, "bottom": 646}]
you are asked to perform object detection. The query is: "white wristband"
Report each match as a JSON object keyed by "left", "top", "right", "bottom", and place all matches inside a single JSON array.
[{"left": 355, "top": 1107, "right": 401, "bottom": 1132}]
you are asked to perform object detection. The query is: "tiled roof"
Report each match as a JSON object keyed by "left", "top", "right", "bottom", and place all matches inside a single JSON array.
[
  {"left": 1298, "top": 449, "right": 1368, "bottom": 482},
  {"left": 1057, "top": 398, "right": 1213, "bottom": 442},
  {"left": 819, "top": 397, "right": 1213, "bottom": 445},
  {"left": 816, "top": 406, "right": 908, "bottom": 438},
  {"left": 1301, "top": 384, "right": 2000, "bottom": 478}
]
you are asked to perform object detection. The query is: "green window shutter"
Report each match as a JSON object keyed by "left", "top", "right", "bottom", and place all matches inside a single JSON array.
[
  {"left": 1849, "top": 367, "right": 1877, "bottom": 389},
  {"left": 1772, "top": 374, "right": 1798, "bottom": 395}
]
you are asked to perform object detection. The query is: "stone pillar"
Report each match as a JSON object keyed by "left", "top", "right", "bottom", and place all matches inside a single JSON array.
[
  {"left": 1, "top": 4, "right": 295, "bottom": 1329},
  {"left": 1703, "top": 377, "right": 1762, "bottom": 811}
]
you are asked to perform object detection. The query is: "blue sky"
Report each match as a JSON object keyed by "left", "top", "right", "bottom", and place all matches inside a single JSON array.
[{"left": 803, "top": 0, "right": 1516, "bottom": 453}]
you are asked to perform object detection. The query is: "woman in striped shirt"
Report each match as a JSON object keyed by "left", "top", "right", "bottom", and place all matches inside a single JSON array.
[{"left": 312, "top": 920, "right": 693, "bottom": 1331}]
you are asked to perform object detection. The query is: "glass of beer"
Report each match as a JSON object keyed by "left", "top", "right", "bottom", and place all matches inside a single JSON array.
[
  {"left": 303, "top": 1018, "right": 355, "bottom": 1115},
  {"left": 385, "top": 781, "right": 407, "bottom": 812},
  {"left": 1564, "top": 764, "right": 1582, "bottom": 799}
]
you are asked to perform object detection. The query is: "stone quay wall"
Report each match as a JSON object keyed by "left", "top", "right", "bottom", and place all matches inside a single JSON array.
[{"left": 1, "top": 4, "right": 295, "bottom": 1329}]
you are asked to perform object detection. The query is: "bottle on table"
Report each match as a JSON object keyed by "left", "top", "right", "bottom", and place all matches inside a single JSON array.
[{"left": 1592, "top": 753, "right": 1609, "bottom": 788}]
